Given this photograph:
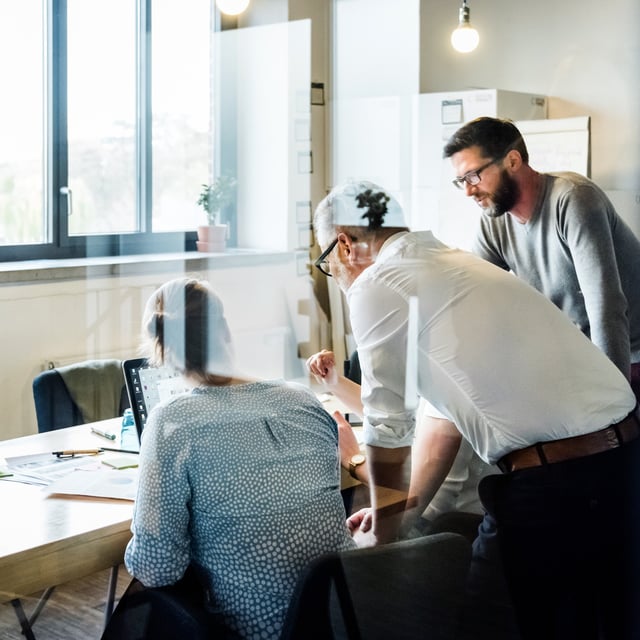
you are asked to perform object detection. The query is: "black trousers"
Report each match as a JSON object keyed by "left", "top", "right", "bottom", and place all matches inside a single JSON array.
[{"left": 477, "top": 436, "right": 640, "bottom": 640}]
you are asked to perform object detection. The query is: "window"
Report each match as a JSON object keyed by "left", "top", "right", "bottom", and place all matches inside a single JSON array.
[
  {"left": 0, "top": 2, "right": 45, "bottom": 247},
  {"left": 0, "top": 0, "right": 219, "bottom": 261}
]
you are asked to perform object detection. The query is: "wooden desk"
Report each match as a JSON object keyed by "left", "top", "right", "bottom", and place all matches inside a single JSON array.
[
  {"left": 0, "top": 419, "right": 133, "bottom": 603},
  {"left": 0, "top": 410, "right": 402, "bottom": 607}
]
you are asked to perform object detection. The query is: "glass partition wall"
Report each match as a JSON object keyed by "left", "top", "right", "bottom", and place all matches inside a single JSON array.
[{"left": 0, "top": 14, "right": 315, "bottom": 439}]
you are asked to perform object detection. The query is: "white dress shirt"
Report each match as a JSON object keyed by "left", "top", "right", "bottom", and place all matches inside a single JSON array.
[{"left": 347, "top": 231, "right": 635, "bottom": 464}]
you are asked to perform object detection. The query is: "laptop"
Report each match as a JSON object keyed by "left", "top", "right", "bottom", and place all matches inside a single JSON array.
[{"left": 122, "top": 358, "right": 192, "bottom": 442}]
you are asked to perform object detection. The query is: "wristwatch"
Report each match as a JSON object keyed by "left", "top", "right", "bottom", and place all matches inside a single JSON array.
[{"left": 348, "top": 453, "right": 366, "bottom": 479}]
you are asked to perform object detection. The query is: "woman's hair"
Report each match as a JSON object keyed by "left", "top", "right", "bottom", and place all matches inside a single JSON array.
[
  {"left": 442, "top": 117, "right": 529, "bottom": 163},
  {"left": 141, "top": 277, "right": 234, "bottom": 380}
]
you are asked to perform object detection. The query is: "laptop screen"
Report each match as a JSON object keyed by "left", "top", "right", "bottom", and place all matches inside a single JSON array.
[{"left": 122, "top": 358, "right": 191, "bottom": 440}]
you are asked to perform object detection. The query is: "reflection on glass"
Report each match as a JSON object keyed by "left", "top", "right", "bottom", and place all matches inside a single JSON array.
[
  {"left": 0, "top": 2, "right": 44, "bottom": 245},
  {"left": 152, "top": 0, "right": 213, "bottom": 232},
  {"left": 67, "top": 0, "right": 136, "bottom": 235}
]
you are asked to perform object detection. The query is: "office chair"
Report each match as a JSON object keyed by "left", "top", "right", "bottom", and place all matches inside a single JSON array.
[
  {"left": 343, "top": 350, "right": 361, "bottom": 385},
  {"left": 32, "top": 358, "right": 129, "bottom": 432},
  {"left": 340, "top": 350, "right": 363, "bottom": 515},
  {"left": 23, "top": 359, "right": 130, "bottom": 635},
  {"left": 281, "top": 532, "right": 472, "bottom": 640},
  {"left": 427, "top": 511, "right": 483, "bottom": 545},
  {"left": 100, "top": 568, "right": 223, "bottom": 640}
]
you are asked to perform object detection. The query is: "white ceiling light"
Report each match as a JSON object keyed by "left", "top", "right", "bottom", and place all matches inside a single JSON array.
[
  {"left": 216, "top": 0, "right": 250, "bottom": 16},
  {"left": 451, "top": 0, "right": 479, "bottom": 54}
]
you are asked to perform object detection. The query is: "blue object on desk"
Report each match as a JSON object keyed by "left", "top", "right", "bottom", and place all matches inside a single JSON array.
[{"left": 120, "top": 408, "right": 139, "bottom": 451}]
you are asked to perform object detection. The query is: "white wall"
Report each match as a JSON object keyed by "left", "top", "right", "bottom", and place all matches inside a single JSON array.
[
  {"left": 419, "top": 0, "right": 640, "bottom": 194},
  {"left": 330, "top": 0, "right": 419, "bottom": 194},
  {"left": 212, "top": 19, "right": 311, "bottom": 253}
]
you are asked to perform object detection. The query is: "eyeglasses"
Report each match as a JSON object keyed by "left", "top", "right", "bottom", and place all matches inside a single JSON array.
[
  {"left": 314, "top": 237, "right": 339, "bottom": 277},
  {"left": 452, "top": 158, "right": 499, "bottom": 190}
]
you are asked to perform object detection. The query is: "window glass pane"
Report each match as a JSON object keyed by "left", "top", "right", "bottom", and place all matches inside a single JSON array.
[
  {"left": 0, "top": 2, "right": 44, "bottom": 245},
  {"left": 152, "top": 0, "right": 213, "bottom": 232},
  {"left": 67, "top": 0, "right": 136, "bottom": 235}
]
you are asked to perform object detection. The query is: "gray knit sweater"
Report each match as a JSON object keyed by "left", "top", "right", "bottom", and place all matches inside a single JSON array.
[{"left": 473, "top": 172, "right": 640, "bottom": 376}]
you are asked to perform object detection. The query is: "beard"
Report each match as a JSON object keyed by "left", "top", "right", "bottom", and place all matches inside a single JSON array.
[{"left": 483, "top": 169, "right": 519, "bottom": 218}]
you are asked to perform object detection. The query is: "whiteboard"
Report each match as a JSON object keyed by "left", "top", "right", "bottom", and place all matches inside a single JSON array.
[{"left": 516, "top": 116, "right": 590, "bottom": 176}]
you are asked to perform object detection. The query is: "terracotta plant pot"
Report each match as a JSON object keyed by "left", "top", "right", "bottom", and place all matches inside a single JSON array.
[{"left": 196, "top": 224, "right": 228, "bottom": 252}]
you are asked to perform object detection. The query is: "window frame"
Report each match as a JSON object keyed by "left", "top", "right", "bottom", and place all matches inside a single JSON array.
[{"left": 0, "top": 0, "right": 202, "bottom": 263}]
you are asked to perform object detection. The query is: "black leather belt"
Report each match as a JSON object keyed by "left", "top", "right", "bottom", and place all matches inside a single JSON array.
[{"left": 497, "top": 406, "right": 640, "bottom": 473}]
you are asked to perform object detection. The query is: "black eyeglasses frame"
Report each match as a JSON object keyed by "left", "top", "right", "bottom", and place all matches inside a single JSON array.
[
  {"left": 452, "top": 157, "right": 500, "bottom": 190},
  {"left": 313, "top": 237, "right": 339, "bottom": 277}
]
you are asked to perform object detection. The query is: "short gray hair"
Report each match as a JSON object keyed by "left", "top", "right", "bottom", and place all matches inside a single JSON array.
[{"left": 314, "top": 180, "right": 407, "bottom": 247}]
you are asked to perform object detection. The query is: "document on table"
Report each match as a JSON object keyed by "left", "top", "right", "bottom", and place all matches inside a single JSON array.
[
  {"left": 1, "top": 452, "right": 102, "bottom": 486},
  {"left": 1, "top": 451, "right": 139, "bottom": 500},
  {"left": 44, "top": 466, "right": 138, "bottom": 501}
]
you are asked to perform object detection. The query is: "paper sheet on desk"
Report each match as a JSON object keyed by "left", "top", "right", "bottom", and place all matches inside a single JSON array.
[
  {"left": 2, "top": 452, "right": 102, "bottom": 486},
  {"left": 44, "top": 467, "right": 138, "bottom": 501}
]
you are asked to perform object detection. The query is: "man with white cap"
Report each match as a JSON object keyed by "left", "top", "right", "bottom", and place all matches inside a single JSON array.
[{"left": 312, "top": 179, "right": 640, "bottom": 640}]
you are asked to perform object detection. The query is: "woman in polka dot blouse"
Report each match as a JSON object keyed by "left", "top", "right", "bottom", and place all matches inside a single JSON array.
[{"left": 124, "top": 277, "right": 355, "bottom": 639}]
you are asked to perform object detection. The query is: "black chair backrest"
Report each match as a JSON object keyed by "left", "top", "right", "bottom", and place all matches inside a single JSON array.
[
  {"left": 344, "top": 351, "right": 361, "bottom": 385},
  {"left": 281, "top": 532, "right": 472, "bottom": 640},
  {"left": 32, "top": 361, "right": 129, "bottom": 432},
  {"left": 33, "top": 369, "right": 84, "bottom": 432},
  {"left": 100, "top": 572, "right": 220, "bottom": 640}
]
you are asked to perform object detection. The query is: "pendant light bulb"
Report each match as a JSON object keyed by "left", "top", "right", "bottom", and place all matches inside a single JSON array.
[
  {"left": 216, "top": 0, "right": 250, "bottom": 16},
  {"left": 451, "top": 0, "right": 479, "bottom": 53}
]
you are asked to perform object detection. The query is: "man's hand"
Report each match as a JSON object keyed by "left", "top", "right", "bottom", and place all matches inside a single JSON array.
[
  {"left": 347, "top": 507, "right": 372, "bottom": 534},
  {"left": 305, "top": 349, "right": 339, "bottom": 387},
  {"left": 346, "top": 507, "right": 377, "bottom": 547},
  {"left": 306, "top": 349, "right": 364, "bottom": 417}
]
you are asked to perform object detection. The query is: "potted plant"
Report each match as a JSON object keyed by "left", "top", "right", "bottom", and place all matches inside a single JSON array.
[{"left": 196, "top": 175, "right": 236, "bottom": 252}]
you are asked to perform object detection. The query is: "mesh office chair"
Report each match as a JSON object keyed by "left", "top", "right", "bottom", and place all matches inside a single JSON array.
[{"left": 281, "top": 532, "right": 472, "bottom": 640}]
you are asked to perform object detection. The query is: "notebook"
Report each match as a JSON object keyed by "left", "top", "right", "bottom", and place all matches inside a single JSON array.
[{"left": 122, "top": 358, "right": 191, "bottom": 441}]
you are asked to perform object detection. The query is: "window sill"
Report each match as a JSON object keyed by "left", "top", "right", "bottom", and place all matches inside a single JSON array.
[{"left": 0, "top": 249, "right": 299, "bottom": 285}]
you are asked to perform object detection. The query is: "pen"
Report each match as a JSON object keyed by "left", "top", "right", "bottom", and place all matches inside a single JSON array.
[
  {"left": 52, "top": 449, "right": 102, "bottom": 458},
  {"left": 91, "top": 426, "right": 116, "bottom": 440},
  {"left": 100, "top": 447, "right": 140, "bottom": 455}
]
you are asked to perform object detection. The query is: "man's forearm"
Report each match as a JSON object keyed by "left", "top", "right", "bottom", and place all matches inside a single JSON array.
[
  {"left": 366, "top": 444, "right": 412, "bottom": 543},
  {"left": 403, "top": 417, "right": 462, "bottom": 530}
]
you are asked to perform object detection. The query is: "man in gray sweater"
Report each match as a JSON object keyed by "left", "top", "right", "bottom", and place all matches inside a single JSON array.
[{"left": 444, "top": 116, "right": 640, "bottom": 401}]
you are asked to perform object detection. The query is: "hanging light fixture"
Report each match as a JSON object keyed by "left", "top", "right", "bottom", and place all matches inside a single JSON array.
[
  {"left": 216, "top": 0, "right": 250, "bottom": 16},
  {"left": 451, "top": 0, "right": 479, "bottom": 53}
]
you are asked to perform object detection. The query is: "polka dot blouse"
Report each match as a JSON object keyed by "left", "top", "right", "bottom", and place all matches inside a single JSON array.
[{"left": 125, "top": 380, "right": 355, "bottom": 639}]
